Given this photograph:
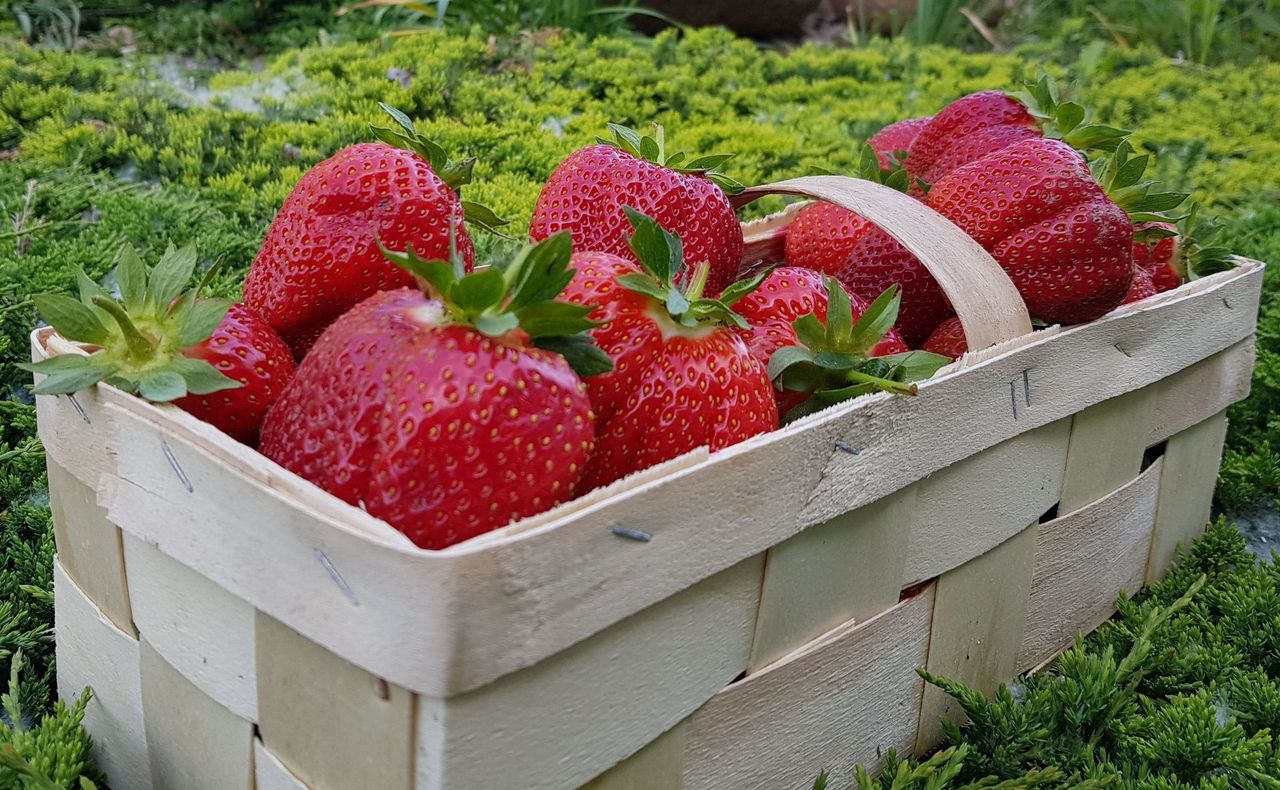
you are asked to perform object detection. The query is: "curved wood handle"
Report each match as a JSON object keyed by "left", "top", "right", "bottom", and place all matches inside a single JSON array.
[{"left": 735, "top": 175, "right": 1033, "bottom": 350}]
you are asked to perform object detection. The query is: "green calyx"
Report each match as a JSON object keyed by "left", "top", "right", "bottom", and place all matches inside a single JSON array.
[
  {"left": 1167, "top": 203, "right": 1235, "bottom": 281},
  {"left": 1091, "top": 140, "right": 1189, "bottom": 224},
  {"left": 379, "top": 232, "right": 614, "bottom": 378},
  {"left": 18, "top": 243, "right": 240, "bottom": 402},
  {"left": 1014, "top": 75, "right": 1130, "bottom": 153},
  {"left": 617, "top": 207, "right": 766, "bottom": 331},
  {"left": 370, "top": 102, "right": 511, "bottom": 235},
  {"left": 599, "top": 122, "right": 745, "bottom": 195},
  {"left": 812, "top": 143, "right": 921, "bottom": 193},
  {"left": 767, "top": 277, "right": 950, "bottom": 423}
]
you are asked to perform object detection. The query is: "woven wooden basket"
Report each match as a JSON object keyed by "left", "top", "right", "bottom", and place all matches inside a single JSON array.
[{"left": 37, "top": 176, "right": 1262, "bottom": 790}]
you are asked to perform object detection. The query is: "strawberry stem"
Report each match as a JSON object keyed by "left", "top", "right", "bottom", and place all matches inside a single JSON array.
[
  {"left": 683, "top": 259, "right": 710, "bottom": 302},
  {"left": 845, "top": 368, "right": 918, "bottom": 395},
  {"left": 92, "top": 295, "right": 155, "bottom": 362}
]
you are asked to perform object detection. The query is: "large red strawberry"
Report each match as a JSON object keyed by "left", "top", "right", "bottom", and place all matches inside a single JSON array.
[
  {"left": 21, "top": 244, "right": 295, "bottom": 444},
  {"left": 925, "top": 137, "right": 1136, "bottom": 324},
  {"left": 906, "top": 78, "right": 1128, "bottom": 187},
  {"left": 732, "top": 267, "right": 907, "bottom": 414},
  {"left": 767, "top": 281, "right": 951, "bottom": 421},
  {"left": 1122, "top": 265, "right": 1158, "bottom": 305},
  {"left": 244, "top": 104, "right": 502, "bottom": 357},
  {"left": 866, "top": 116, "right": 932, "bottom": 168},
  {"left": 561, "top": 209, "right": 775, "bottom": 490},
  {"left": 530, "top": 124, "right": 745, "bottom": 296},
  {"left": 259, "top": 235, "right": 608, "bottom": 549}
]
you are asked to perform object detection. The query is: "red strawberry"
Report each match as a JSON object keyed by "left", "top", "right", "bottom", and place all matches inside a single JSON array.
[
  {"left": 922, "top": 316, "right": 968, "bottom": 360},
  {"left": 783, "top": 200, "right": 877, "bottom": 275},
  {"left": 21, "top": 244, "right": 295, "bottom": 444},
  {"left": 175, "top": 303, "right": 296, "bottom": 444},
  {"left": 767, "top": 282, "right": 951, "bottom": 421},
  {"left": 906, "top": 91, "right": 1041, "bottom": 187},
  {"left": 245, "top": 104, "right": 502, "bottom": 357},
  {"left": 906, "top": 78, "right": 1128, "bottom": 187},
  {"left": 866, "top": 116, "right": 932, "bottom": 168},
  {"left": 1133, "top": 221, "right": 1182, "bottom": 292},
  {"left": 561, "top": 210, "right": 776, "bottom": 490},
  {"left": 732, "top": 267, "right": 907, "bottom": 414},
  {"left": 925, "top": 137, "right": 1134, "bottom": 325},
  {"left": 1122, "top": 265, "right": 1157, "bottom": 305},
  {"left": 259, "top": 235, "right": 608, "bottom": 549},
  {"left": 530, "top": 124, "right": 745, "bottom": 296}
]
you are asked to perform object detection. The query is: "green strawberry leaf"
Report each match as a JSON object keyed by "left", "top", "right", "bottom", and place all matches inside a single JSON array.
[
  {"left": 25, "top": 356, "right": 115, "bottom": 395},
  {"left": 793, "top": 313, "right": 827, "bottom": 350},
  {"left": 147, "top": 242, "right": 198, "bottom": 314},
  {"left": 452, "top": 267, "right": 507, "bottom": 314},
  {"left": 74, "top": 266, "right": 112, "bottom": 317},
  {"left": 169, "top": 356, "right": 241, "bottom": 395},
  {"left": 176, "top": 298, "right": 233, "bottom": 348},
  {"left": 380, "top": 243, "right": 459, "bottom": 299},
  {"left": 461, "top": 200, "right": 512, "bottom": 236},
  {"left": 137, "top": 369, "right": 188, "bottom": 402},
  {"left": 616, "top": 273, "right": 669, "bottom": 302},
  {"left": 115, "top": 244, "right": 147, "bottom": 311},
  {"left": 717, "top": 268, "right": 771, "bottom": 308},
  {"left": 823, "top": 276, "right": 854, "bottom": 348},
  {"left": 32, "top": 293, "right": 110, "bottom": 345},
  {"left": 534, "top": 334, "right": 614, "bottom": 378},
  {"left": 625, "top": 206, "right": 684, "bottom": 282},
  {"left": 877, "top": 350, "right": 952, "bottom": 381},
  {"left": 505, "top": 233, "right": 575, "bottom": 309},
  {"left": 475, "top": 311, "right": 521, "bottom": 337},
  {"left": 847, "top": 283, "right": 901, "bottom": 353},
  {"left": 514, "top": 300, "right": 599, "bottom": 337},
  {"left": 766, "top": 345, "right": 817, "bottom": 382}
]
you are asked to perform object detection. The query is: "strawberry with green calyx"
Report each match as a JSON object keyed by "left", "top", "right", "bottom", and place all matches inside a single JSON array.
[
  {"left": 732, "top": 266, "right": 908, "bottom": 414},
  {"left": 259, "top": 233, "right": 609, "bottom": 550},
  {"left": 560, "top": 208, "right": 776, "bottom": 491},
  {"left": 530, "top": 123, "right": 746, "bottom": 296},
  {"left": 245, "top": 102, "right": 506, "bottom": 357},
  {"left": 20, "top": 243, "right": 296, "bottom": 443},
  {"left": 906, "top": 77, "right": 1128, "bottom": 188},
  {"left": 768, "top": 278, "right": 950, "bottom": 423},
  {"left": 1130, "top": 204, "right": 1234, "bottom": 294}
]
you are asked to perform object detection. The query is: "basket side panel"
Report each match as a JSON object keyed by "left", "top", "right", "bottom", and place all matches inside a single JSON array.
[
  {"left": 904, "top": 419, "right": 1070, "bottom": 586},
  {"left": 581, "top": 723, "right": 686, "bottom": 790},
  {"left": 124, "top": 534, "right": 257, "bottom": 721},
  {"left": 1058, "top": 388, "right": 1157, "bottom": 513},
  {"left": 53, "top": 558, "right": 153, "bottom": 790},
  {"left": 916, "top": 525, "right": 1037, "bottom": 750},
  {"left": 415, "top": 556, "right": 763, "bottom": 790},
  {"left": 139, "top": 638, "right": 254, "bottom": 790},
  {"left": 1019, "top": 460, "right": 1161, "bottom": 669},
  {"left": 256, "top": 612, "right": 415, "bottom": 790},
  {"left": 1145, "top": 337, "right": 1253, "bottom": 447},
  {"left": 1146, "top": 411, "right": 1230, "bottom": 583},
  {"left": 47, "top": 460, "right": 135, "bottom": 635},
  {"left": 254, "top": 739, "right": 310, "bottom": 790},
  {"left": 749, "top": 487, "right": 916, "bottom": 672},
  {"left": 681, "top": 585, "right": 935, "bottom": 789}
]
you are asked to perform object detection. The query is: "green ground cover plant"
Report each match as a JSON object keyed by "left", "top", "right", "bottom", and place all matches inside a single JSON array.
[{"left": 0, "top": 18, "right": 1278, "bottom": 788}]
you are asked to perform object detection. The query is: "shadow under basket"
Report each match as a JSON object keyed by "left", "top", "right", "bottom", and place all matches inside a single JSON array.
[{"left": 39, "top": 175, "right": 1263, "bottom": 790}]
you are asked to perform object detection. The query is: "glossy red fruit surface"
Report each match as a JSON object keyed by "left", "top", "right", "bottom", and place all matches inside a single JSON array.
[
  {"left": 176, "top": 303, "right": 296, "bottom": 444},
  {"left": 866, "top": 116, "right": 932, "bottom": 168},
  {"left": 906, "top": 91, "right": 1041, "bottom": 186},
  {"left": 530, "top": 144, "right": 744, "bottom": 295},
  {"left": 922, "top": 316, "right": 968, "bottom": 360},
  {"left": 244, "top": 142, "right": 475, "bottom": 356},
  {"left": 259, "top": 288, "right": 594, "bottom": 549}
]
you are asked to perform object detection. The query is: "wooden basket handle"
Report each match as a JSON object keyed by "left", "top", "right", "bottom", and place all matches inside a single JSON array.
[{"left": 734, "top": 175, "right": 1033, "bottom": 350}]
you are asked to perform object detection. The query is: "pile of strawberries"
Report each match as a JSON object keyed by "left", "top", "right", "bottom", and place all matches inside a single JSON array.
[{"left": 25, "top": 81, "right": 1228, "bottom": 550}]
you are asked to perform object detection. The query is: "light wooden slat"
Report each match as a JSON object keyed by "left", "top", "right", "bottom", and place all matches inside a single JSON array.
[
  {"left": 1146, "top": 412, "right": 1230, "bottom": 583},
  {"left": 1058, "top": 388, "right": 1157, "bottom": 514},
  {"left": 54, "top": 558, "right": 153, "bottom": 790},
  {"left": 682, "top": 585, "right": 935, "bottom": 789},
  {"left": 123, "top": 534, "right": 257, "bottom": 721},
  {"left": 1145, "top": 338, "right": 1254, "bottom": 446},
  {"left": 86, "top": 261, "right": 1262, "bottom": 700},
  {"left": 582, "top": 724, "right": 686, "bottom": 790},
  {"left": 903, "top": 419, "right": 1069, "bottom": 586},
  {"left": 917, "top": 526, "right": 1037, "bottom": 751},
  {"left": 749, "top": 487, "right": 916, "bottom": 672},
  {"left": 47, "top": 461, "right": 134, "bottom": 636},
  {"left": 31, "top": 328, "right": 116, "bottom": 489},
  {"left": 256, "top": 613, "right": 415, "bottom": 790},
  {"left": 1020, "top": 460, "right": 1161, "bottom": 669},
  {"left": 139, "top": 638, "right": 254, "bottom": 790},
  {"left": 254, "top": 740, "right": 311, "bottom": 790},
  {"left": 414, "top": 557, "right": 762, "bottom": 790}
]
